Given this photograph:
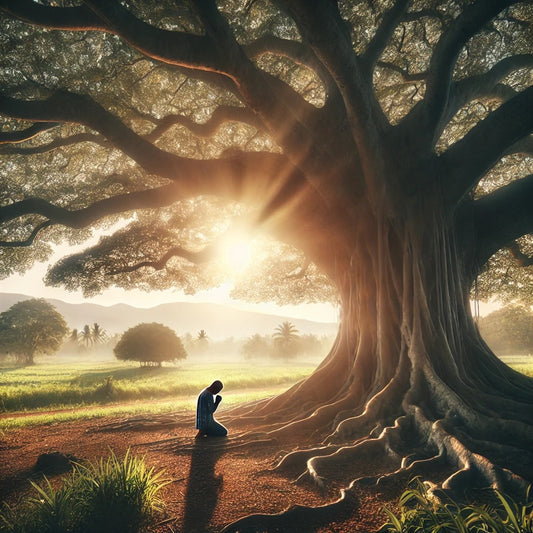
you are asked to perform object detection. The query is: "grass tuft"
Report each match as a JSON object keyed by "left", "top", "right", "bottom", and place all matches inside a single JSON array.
[
  {"left": 0, "top": 449, "right": 168, "bottom": 533},
  {"left": 380, "top": 478, "right": 533, "bottom": 533}
]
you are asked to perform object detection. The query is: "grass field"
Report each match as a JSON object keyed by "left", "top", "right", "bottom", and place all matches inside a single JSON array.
[
  {"left": 0, "top": 358, "right": 317, "bottom": 430},
  {"left": 1, "top": 355, "right": 531, "bottom": 431}
]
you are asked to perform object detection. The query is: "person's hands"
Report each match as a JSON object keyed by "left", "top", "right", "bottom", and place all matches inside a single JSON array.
[{"left": 215, "top": 394, "right": 222, "bottom": 404}]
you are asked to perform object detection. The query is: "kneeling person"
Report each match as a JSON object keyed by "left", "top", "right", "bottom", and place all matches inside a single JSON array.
[{"left": 195, "top": 380, "right": 228, "bottom": 438}]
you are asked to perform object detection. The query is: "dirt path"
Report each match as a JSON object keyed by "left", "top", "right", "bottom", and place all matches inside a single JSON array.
[{"left": 0, "top": 415, "right": 399, "bottom": 532}]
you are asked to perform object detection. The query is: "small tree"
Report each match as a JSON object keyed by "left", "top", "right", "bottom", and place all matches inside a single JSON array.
[
  {"left": 0, "top": 299, "right": 68, "bottom": 365},
  {"left": 114, "top": 323, "right": 187, "bottom": 367},
  {"left": 242, "top": 334, "right": 271, "bottom": 360}
]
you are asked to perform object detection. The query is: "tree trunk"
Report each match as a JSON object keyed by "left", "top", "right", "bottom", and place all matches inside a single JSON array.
[{"left": 236, "top": 198, "right": 533, "bottom": 499}]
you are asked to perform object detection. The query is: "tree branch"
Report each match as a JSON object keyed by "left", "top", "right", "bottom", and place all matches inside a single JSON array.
[
  {"left": 0, "top": 221, "right": 51, "bottom": 247},
  {"left": 243, "top": 35, "right": 336, "bottom": 94},
  {"left": 440, "top": 86, "right": 533, "bottom": 206},
  {"left": 376, "top": 61, "right": 427, "bottom": 83},
  {"left": 273, "top": 0, "right": 389, "bottom": 180},
  {"left": 467, "top": 174, "right": 533, "bottom": 269},
  {"left": 0, "top": 123, "right": 60, "bottom": 144},
  {"left": 362, "top": 0, "right": 409, "bottom": 69},
  {"left": 0, "top": 132, "right": 109, "bottom": 155},
  {"left": 145, "top": 106, "right": 265, "bottom": 141},
  {"left": 109, "top": 244, "right": 215, "bottom": 274},
  {"left": 439, "top": 54, "right": 533, "bottom": 135},
  {"left": 423, "top": 0, "right": 519, "bottom": 143}
]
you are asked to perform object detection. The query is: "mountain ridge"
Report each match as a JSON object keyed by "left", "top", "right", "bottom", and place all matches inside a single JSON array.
[{"left": 0, "top": 292, "right": 338, "bottom": 339}]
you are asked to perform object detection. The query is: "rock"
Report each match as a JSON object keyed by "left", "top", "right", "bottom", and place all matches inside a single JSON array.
[{"left": 34, "top": 451, "right": 77, "bottom": 474}]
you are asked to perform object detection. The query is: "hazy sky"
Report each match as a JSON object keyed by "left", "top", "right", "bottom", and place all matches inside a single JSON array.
[{"left": 0, "top": 256, "right": 340, "bottom": 323}]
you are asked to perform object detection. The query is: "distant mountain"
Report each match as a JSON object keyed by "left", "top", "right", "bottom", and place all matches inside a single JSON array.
[{"left": 0, "top": 293, "right": 338, "bottom": 339}]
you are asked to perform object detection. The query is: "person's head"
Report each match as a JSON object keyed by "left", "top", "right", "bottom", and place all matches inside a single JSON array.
[{"left": 207, "top": 380, "right": 223, "bottom": 394}]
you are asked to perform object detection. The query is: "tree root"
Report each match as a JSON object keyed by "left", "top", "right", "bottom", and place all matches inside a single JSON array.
[{"left": 219, "top": 488, "right": 357, "bottom": 533}]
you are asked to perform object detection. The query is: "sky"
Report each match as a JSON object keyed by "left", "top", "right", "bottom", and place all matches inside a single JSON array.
[{"left": 0, "top": 253, "right": 341, "bottom": 324}]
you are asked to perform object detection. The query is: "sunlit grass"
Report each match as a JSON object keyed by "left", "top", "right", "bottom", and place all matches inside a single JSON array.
[
  {"left": 0, "top": 449, "right": 168, "bottom": 533},
  {"left": 0, "top": 384, "right": 293, "bottom": 431},
  {"left": 0, "top": 359, "right": 314, "bottom": 429}
]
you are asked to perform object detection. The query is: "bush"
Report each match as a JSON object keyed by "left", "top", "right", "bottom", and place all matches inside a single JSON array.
[
  {"left": 114, "top": 323, "right": 187, "bottom": 366},
  {"left": 380, "top": 478, "right": 533, "bottom": 533},
  {"left": 0, "top": 449, "right": 168, "bottom": 533}
]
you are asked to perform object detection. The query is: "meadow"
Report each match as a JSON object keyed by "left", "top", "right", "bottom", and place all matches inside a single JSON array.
[
  {"left": 0, "top": 358, "right": 317, "bottom": 430},
  {"left": 1, "top": 354, "right": 531, "bottom": 431}
]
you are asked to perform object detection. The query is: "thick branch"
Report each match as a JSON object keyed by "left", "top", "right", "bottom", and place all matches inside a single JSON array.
[
  {"left": 0, "top": 91, "right": 196, "bottom": 179},
  {"left": 467, "top": 174, "right": 533, "bottom": 269},
  {"left": 440, "top": 86, "right": 533, "bottom": 206},
  {"left": 423, "top": 0, "right": 519, "bottom": 142},
  {"left": 439, "top": 54, "right": 533, "bottom": 135},
  {"left": 145, "top": 106, "right": 265, "bottom": 141},
  {"left": 243, "top": 35, "right": 336, "bottom": 95},
  {"left": 362, "top": 0, "right": 409, "bottom": 69},
  {"left": 275, "top": 0, "right": 389, "bottom": 165}
]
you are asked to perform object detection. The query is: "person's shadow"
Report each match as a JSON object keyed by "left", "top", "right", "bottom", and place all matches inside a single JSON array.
[{"left": 182, "top": 439, "right": 227, "bottom": 533}]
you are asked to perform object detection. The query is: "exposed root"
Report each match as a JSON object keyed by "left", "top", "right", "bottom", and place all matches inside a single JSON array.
[{"left": 219, "top": 488, "right": 357, "bottom": 533}]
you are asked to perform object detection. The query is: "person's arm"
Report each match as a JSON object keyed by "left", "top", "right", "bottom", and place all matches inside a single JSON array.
[{"left": 213, "top": 394, "right": 222, "bottom": 412}]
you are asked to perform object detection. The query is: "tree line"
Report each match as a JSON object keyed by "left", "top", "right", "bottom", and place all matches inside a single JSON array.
[{"left": 0, "top": 298, "right": 333, "bottom": 366}]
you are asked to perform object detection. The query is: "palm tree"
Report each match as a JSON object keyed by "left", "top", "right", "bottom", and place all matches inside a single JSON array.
[
  {"left": 273, "top": 322, "right": 300, "bottom": 360},
  {"left": 91, "top": 322, "right": 108, "bottom": 345},
  {"left": 79, "top": 324, "right": 93, "bottom": 349},
  {"left": 196, "top": 329, "right": 209, "bottom": 355},
  {"left": 69, "top": 328, "right": 78, "bottom": 344}
]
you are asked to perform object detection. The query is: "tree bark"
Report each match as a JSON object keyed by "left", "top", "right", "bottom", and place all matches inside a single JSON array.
[{"left": 232, "top": 193, "right": 533, "bottom": 504}]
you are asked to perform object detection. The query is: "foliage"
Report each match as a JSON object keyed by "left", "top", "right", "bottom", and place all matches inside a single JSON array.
[
  {"left": 380, "top": 479, "right": 533, "bottom": 533},
  {"left": 0, "top": 449, "right": 168, "bottom": 533},
  {"left": 242, "top": 333, "right": 272, "bottom": 360},
  {"left": 113, "top": 322, "right": 187, "bottom": 366},
  {"left": 242, "top": 329, "right": 330, "bottom": 360},
  {"left": 0, "top": 299, "right": 68, "bottom": 365},
  {"left": 479, "top": 305, "right": 533, "bottom": 355}
]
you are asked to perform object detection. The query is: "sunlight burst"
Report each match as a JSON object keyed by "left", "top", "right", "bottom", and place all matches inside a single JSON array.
[{"left": 224, "top": 237, "right": 252, "bottom": 274}]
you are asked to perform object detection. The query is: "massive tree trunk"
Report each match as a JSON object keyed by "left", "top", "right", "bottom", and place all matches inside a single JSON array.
[{"left": 233, "top": 188, "right": 533, "bottom": 508}]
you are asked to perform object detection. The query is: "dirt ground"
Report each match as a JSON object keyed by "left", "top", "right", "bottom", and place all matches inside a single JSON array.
[{"left": 0, "top": 414, "right": 403, "bottom": 532}]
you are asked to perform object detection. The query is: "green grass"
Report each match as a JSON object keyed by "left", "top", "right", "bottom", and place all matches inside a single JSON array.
[
  {"left": 499, "top": 354, "right": 533, "bottom": 378},
  {"left": 0, "top": 449, "right": 168, "bottom": 533},
  {"left": 380, "top": 478, "right": 533, "bottom": 533},
  {"left": 0, "top": 359, "right": 315, "bottom": 429}
]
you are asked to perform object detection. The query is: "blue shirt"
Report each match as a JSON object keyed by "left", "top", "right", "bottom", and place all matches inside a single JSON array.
[{"left": 196, "top": 389, "right": 216, "bottom": 431}]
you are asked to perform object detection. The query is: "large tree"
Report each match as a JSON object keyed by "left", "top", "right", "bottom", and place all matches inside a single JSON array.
[
  {"left": 0, "top": 298, "right": 68, "bottom": 365},
  {"left": 114, "top": 322, "right": 187, "bottom": 366},
  {"left": 1, "top": 0, "right": 533, "bottom": 526}
]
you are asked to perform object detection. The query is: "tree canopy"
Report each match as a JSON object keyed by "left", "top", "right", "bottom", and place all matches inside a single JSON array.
[
  {"left": 1, "top": 0, "right": 533, "bottom": 528},
  {"left": 114, "top": 322, "right": 187, "bottom": 366},
  {"left": 0, "top": 298, "right": 68, "bottom": 365}
]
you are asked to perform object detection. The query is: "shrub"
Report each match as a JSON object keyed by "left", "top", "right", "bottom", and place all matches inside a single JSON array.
[
  {"left": 114, "top": 323, "right": 187, "bottom": 367},
  {"left": 0, "top": 449, "right": 168, "bottom": 533}
]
